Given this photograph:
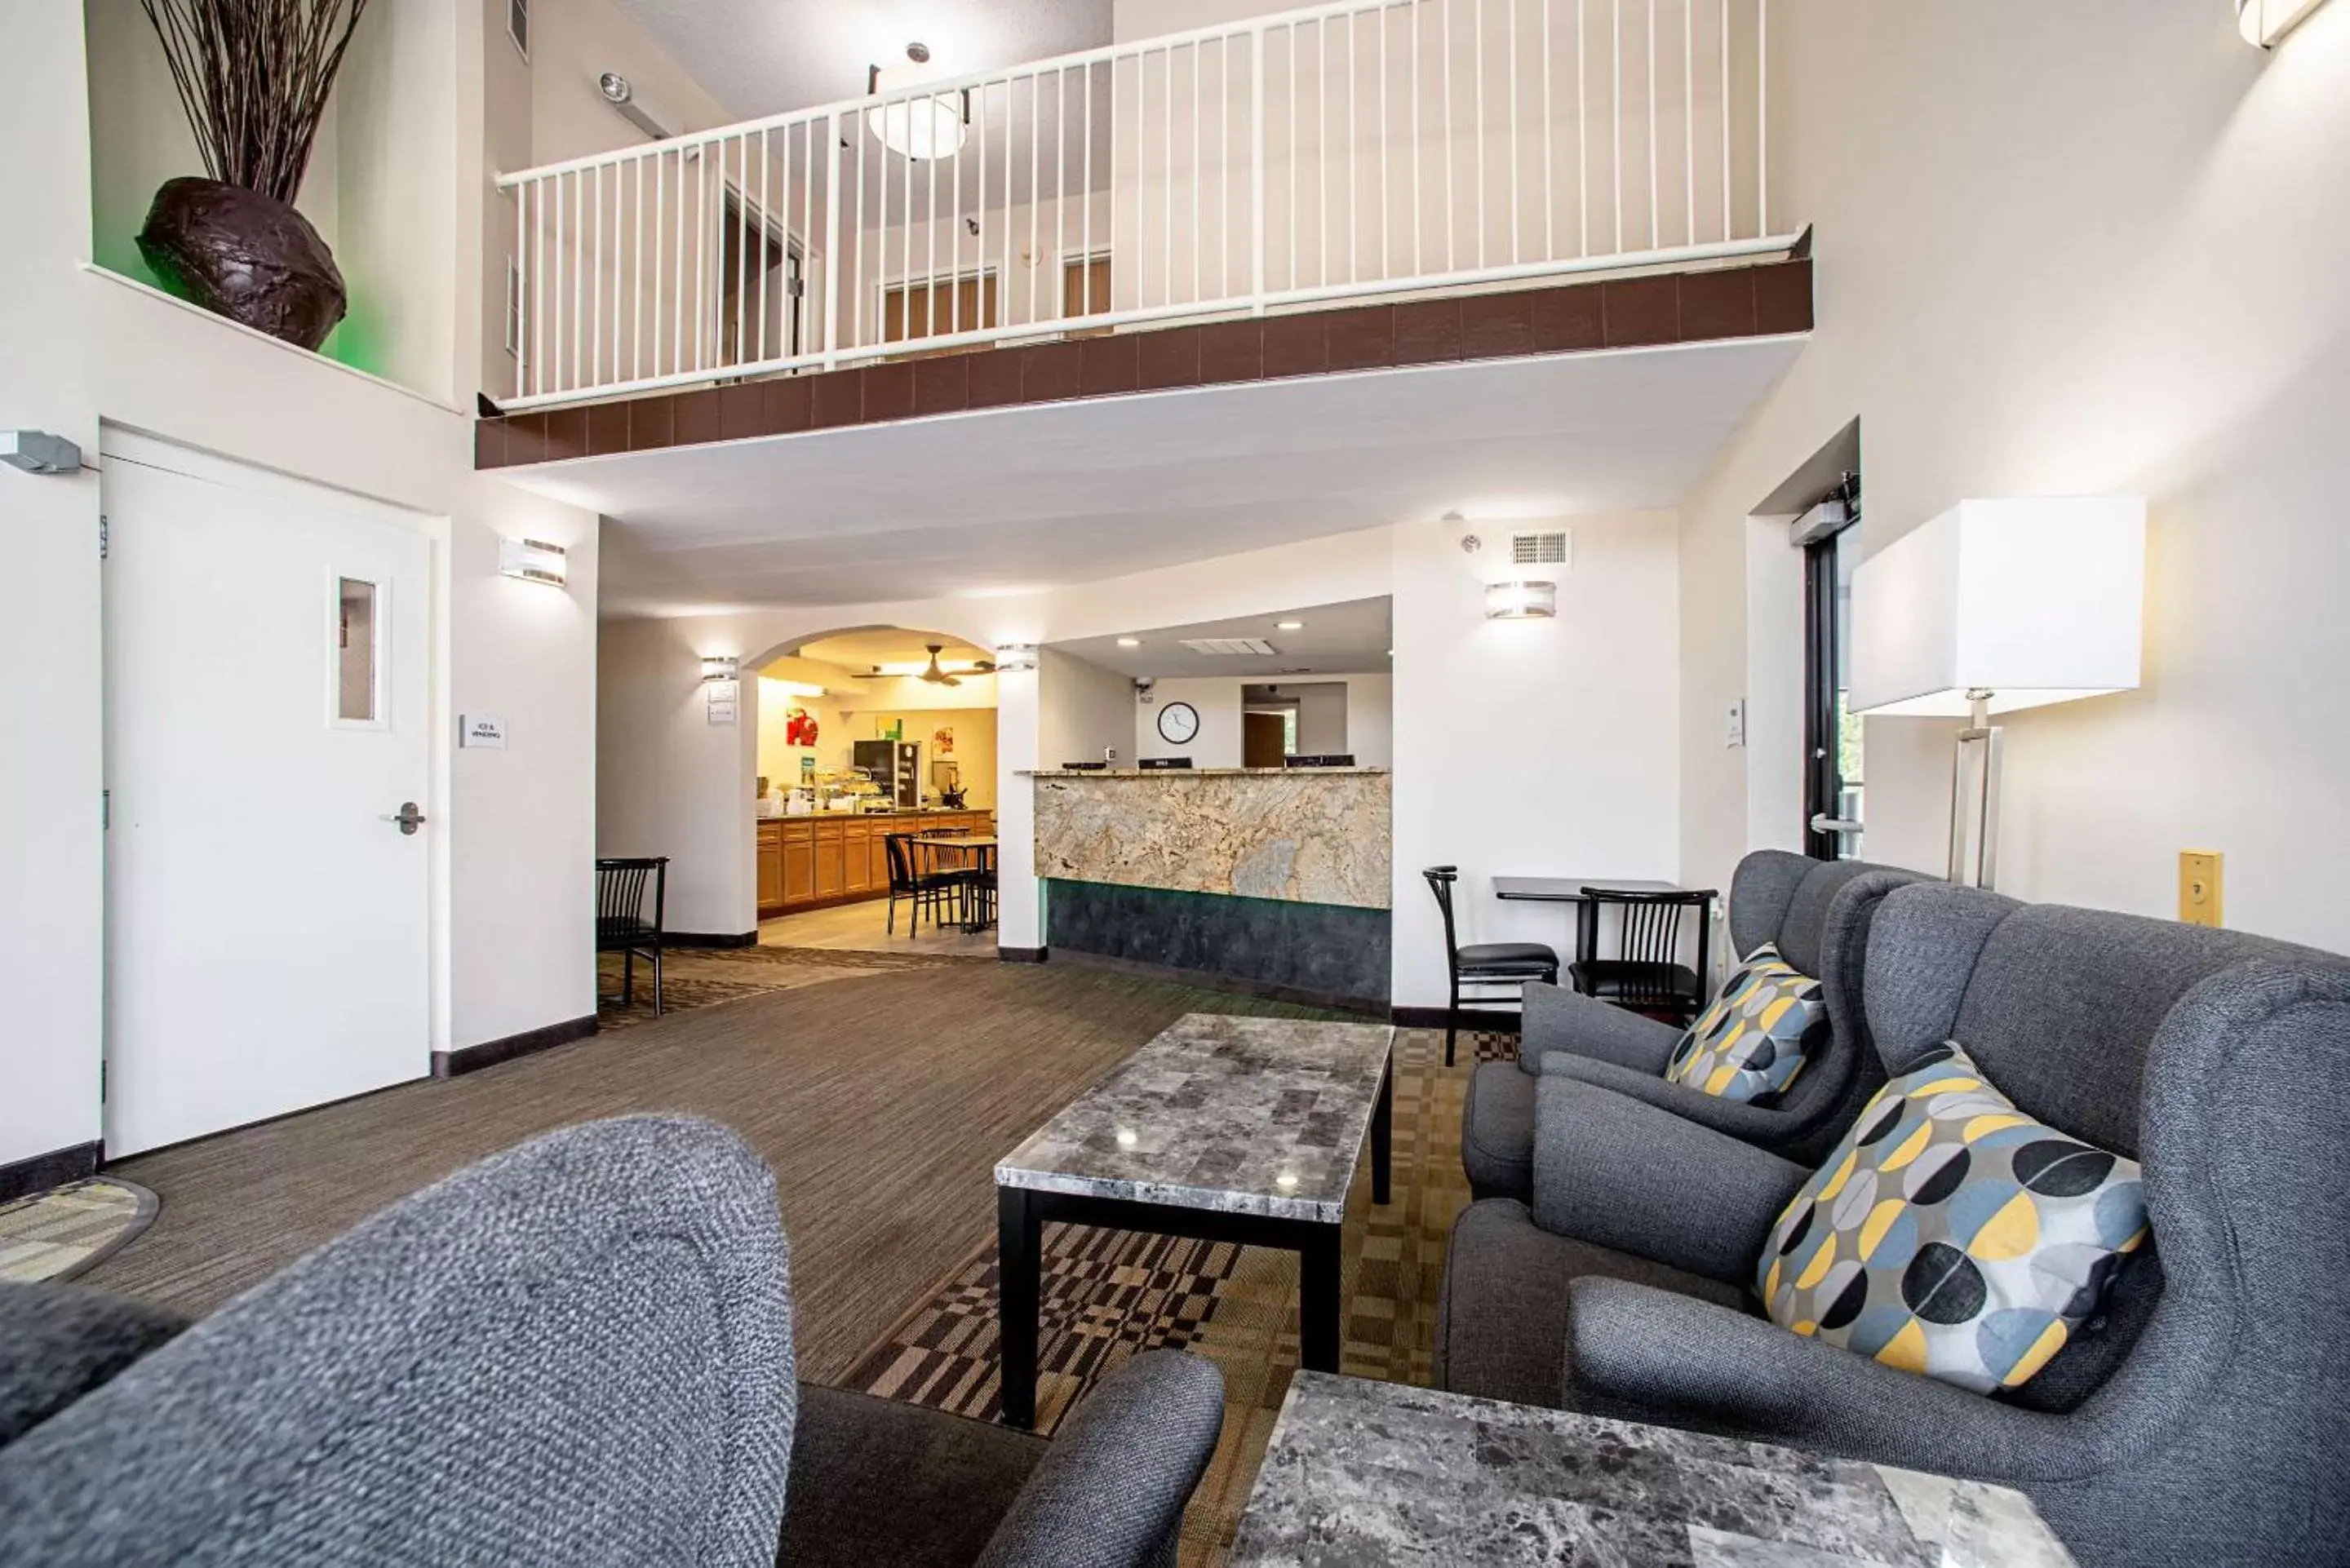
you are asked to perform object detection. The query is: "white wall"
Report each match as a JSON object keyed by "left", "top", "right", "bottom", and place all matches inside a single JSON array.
[
  {"left": 4, "top": 5, "right": 604, "bottom": 1173},
  {"left": 1346, "top": 673, "right": 1394, "bottom": 767},
  {"left": 1678, "top": 1, "right": 2350, "bottom": 955},
  {"left": 1393, "top": 512, "right": 1681, "bottom": 1008},
  {"left": 3, "top": 4, "right": 105, "bottom": 1172},
  {"left": 1039, "top": 647, "right": 1137, "bottom": 767},
  {"left": 1137, "top": 678, "right": 1245, "bottom": 764},
  {"left": 1131, "top": 673, "right": 1392, "bottom": 765}
]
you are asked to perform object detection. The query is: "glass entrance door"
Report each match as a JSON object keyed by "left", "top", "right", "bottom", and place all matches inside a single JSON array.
[{"left": 1804, "top": 500, "right": 1864, "bottom": 860}]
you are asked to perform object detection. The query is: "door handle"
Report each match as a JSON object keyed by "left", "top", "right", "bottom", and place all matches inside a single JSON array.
[
  {"left": 382, "top": 801, "right": 427, "bottom": 835},
  {"left": 1810, "top": 814, "right": 1864, "bottom": 835}
]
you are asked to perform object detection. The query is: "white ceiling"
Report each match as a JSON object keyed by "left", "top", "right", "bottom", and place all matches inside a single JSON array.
[
  {"left": 517, "top": 334, "right": 1805, "bottom": 616},
  {"left": 612, "top": 1, "right": 1115, "bottom": 121},
  {"left": 1052, "top": 597, "right": 1394, "bottom": 678}
]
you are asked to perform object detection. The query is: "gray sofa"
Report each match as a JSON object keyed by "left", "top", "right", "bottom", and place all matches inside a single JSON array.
[
  {"left": 1435, "top": 883, "right": 2350, "bottom": 1568},
  {"left": 1462, "top": 850, "right": 1923, "bottom": 1200},
  {"left": 0, "top": 1116, "right": 1223, "bottom": 1568}
]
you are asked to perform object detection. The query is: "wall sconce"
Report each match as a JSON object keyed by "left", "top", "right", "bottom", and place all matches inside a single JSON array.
[
  {"left": 1483, "top": 579, "right": 1558, "bottom": 620},
  {"left": 992, "top": 644, "right": 1040, "bottom": 671},
  {"left": 700, "top": 655, "right": 741, "bottom": 683},
  {"left": 497, "top": 537, "right": 567, "bottom": 587},
  {"left": 2238, "top": 0, "right": 2334, "bottom": 44}
]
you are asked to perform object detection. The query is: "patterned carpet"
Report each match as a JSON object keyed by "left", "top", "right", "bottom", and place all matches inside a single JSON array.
[
  {"left": 0, "top": 1178, "right": 158, "bottom": 1284},
  {"left": 596, "top": 942, "right": 991, "bottom": 1029},
  {"left": 841, "top": 1025, "right": 1514, "bottom": 1566}
]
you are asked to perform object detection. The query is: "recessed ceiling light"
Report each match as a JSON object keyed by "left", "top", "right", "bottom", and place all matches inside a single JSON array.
[
  {"left": 1116, "top": 637, "right": 1142, "bottom": 648},
  {"left": 1275, "top": 620, "right": 1305, "bottom": 631}
]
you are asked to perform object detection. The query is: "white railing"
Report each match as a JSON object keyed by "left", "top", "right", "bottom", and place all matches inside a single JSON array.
[{"left": 497, "top": 0, "right": 1788, "bottom": 410}]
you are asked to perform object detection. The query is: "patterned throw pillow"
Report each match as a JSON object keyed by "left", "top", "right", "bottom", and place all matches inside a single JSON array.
[
  {"left": 1663, "top": 944, "right": 1826, "bottom": 1104},
  {"left": 1755, "top": 1043, "right": 2149, "bottom": 1395}
]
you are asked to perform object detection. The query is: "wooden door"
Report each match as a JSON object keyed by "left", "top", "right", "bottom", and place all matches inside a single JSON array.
[
  {"left": 1063, "top": 255, "right": 1112, "bottom": 330},
  {"left": 882, "top": 275, "right": 998, "bottom": 344},
  {"left": 1244, "top": 711, "right": 1288, "bottom": 768}
]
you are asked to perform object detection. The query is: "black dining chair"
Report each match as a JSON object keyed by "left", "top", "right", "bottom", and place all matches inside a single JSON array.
[
  {"left": 885, "top": 833, "right": 964, "bottom": 937},
  {"left": 1422, "top": 866, "right": 1561, "bottom": 1067},
  {"left": 1569, "top": 886, "right": 1714, "bottom": 1026},
  {"left": 596, "top": 857, "right": 669, "bottom": 1016}
]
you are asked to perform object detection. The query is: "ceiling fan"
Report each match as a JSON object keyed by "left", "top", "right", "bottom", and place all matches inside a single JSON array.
[{"left": 857, "top": 644, "right": 995, "bottom": 688}]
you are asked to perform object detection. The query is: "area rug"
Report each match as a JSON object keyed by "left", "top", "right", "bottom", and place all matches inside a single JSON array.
[
  {"left": 0, "top": 1178, "right": 159, "bottom": 1284},
  {"left": 840, "top": 1026, "right": 1512, "bottom": 1566},
  {"left": 596, "top": 943, "right": 990, "bottom": 1030}
]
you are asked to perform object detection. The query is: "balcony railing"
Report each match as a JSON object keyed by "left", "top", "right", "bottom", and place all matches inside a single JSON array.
[{"left": 496, "top": 0, "right": 1789, "bottom": 410}]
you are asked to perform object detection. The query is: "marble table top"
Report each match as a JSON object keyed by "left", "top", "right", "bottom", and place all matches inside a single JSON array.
[
  {"left": 1229, "top": 1375, "right": 2077, "bottom": 1568},
  {"left": 995, "top": 1014, "right": 1394, "bottom": 1224}
]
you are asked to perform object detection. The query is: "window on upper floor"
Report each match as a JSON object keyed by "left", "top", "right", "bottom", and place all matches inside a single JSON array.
[{"left": 508, "top": 0, "right": 530, "bottom": 62}]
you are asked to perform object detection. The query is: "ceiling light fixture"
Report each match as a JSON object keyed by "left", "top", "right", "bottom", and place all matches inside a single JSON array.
[
  {"left": 1484, "top": 579, "right": 1558, "bottom": 621},
  {"left": 2237, "top": 0, "right": 2334, "bottom": 44},
  {"left": 867, "top": 44, "right": 969, "bottom": 161},
  {"left": 1276, "top": 620, "right": 1305, "bottom": 631},
  {"left": 1116, "top": 637, "right": 1142, "bottom": 648}
]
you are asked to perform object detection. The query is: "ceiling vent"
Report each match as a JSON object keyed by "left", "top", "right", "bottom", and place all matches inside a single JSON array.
[
  {"left": 1179, "top": 637, "right": 1279, "bottom": 656},
  {"left": 1510, "top": 529, "right": 1571, "bottom": 567}
]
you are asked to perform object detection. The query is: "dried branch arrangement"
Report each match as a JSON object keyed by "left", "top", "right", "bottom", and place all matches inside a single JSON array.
[{"left": 138, "top": 0, "right": 372, "bottom": 205}]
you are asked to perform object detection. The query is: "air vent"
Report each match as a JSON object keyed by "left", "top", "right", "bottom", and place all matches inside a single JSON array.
[
  {"left": 1179, "top": 637, "right": 1278, "bottom": 656},
  {"left": 1510, "top": 529, "right": 1570, "bottom": 566}
]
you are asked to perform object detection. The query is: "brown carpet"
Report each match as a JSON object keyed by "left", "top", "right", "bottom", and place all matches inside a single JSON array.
[
  {"left": 85, "top": 963, "right": 1369, "bottom": 1382},
  {"left": 841, "top": 1025, "right": 1503, "bottom": 1566}
]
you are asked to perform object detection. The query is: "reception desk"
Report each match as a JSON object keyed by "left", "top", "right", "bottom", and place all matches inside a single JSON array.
[{"left": 1023, "top": 768, "right": 1391, "bottom": 1009}]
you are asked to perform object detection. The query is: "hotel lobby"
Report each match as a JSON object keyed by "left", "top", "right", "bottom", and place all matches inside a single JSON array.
[{"left": 7, "top": 0, "right": 2350, "bottom": 1564}]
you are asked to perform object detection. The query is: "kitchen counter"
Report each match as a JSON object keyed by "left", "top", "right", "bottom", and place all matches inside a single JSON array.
[{"left": 756, "top": 809, "right": 994, "bottom": 918}]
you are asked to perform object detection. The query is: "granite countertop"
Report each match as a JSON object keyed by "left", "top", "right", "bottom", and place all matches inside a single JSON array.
[
  {"left": 1018, "top": 767, "right": 1388, "bottom": 777},
  {"left": 995, "top": 1014, "right": 1394, "bottom": 1224},
  {"left": 1229, "top": 1374, "right": 2077, "bottom": 1568}
]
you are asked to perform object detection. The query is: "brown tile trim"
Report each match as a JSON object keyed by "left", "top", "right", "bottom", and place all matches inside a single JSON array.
[{"left": 477, "top": 259, "right": 1812, "bottom": 468}]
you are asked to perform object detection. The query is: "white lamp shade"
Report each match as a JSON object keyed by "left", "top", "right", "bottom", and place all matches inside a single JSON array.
[{"left": 1850, "top": 496, "right": 2145, "bottom": 718}]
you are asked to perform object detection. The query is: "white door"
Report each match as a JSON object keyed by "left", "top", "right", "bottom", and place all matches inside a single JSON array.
[{"left": 103, "top": 437, "right": 433, "bottom": 1157}]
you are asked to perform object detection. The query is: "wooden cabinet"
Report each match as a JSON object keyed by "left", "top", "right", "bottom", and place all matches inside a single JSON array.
[{"left": 756, "top": 811, "right": 1003, "bottom": 919}]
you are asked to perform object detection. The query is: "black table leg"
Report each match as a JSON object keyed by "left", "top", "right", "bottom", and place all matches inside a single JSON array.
[
  {"left": 1371, "top": 1050, "right": 1393, "bottom": 1207},
  {"left": 997, "top": 1185, "right": 1040, "bottom": 1428},
  {"left": 1299, "top": 1222, "right": 1343, "bottom": 1372}
]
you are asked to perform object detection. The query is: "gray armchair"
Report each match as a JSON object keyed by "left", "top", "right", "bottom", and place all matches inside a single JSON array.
[
  {"left": 1461, "top": 850, "right": 1923, "bottom": 1200},
  {"left": 0, "top": 1116, "right": 1224, "bottom": 1568},
  {"left": 1436, "top": 884, "right": 2350, "bottom": 1568}
]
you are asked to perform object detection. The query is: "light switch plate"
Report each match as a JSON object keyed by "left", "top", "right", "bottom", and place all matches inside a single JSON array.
[
  {"left": 1724, "top": 698, "right": 1747, "bottom": 748},
  {"left": 2179, "top": 850, "right": 2224, "bottom": 928}
]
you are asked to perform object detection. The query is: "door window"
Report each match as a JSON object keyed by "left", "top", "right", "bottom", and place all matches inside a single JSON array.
[{"left": 336, "top": 576, "right": 379, "bottom": 724}]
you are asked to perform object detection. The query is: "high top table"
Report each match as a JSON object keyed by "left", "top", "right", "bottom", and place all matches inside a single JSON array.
[
  {"left": 1230, "top": 1373, "right": 2077, "bottom": 1566},
  {"left": 992, "top": 1013, "right": 1395, "bottom": 1429}
]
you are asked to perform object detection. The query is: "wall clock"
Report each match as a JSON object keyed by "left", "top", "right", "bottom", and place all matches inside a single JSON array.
[{"left": 1156, "top": 700, "right": 1200, "bottom": 746}]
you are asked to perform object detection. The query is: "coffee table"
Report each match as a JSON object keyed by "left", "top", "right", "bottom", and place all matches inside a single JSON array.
[
  {"left": 993, "top": 1013, "right": 1395, "bottom": 1429},
  {"left": 1230, "top": 1373, "right": 2078, "bottom": 1566}
]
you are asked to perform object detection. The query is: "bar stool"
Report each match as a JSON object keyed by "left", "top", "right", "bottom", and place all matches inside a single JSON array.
[{"left": 1422, "top": 866, "right": 1560, "bottom": 1067}]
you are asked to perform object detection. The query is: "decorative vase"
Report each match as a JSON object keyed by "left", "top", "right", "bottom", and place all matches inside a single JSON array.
[{"left": 136, "top": 176, "right": 348, "bottom": 351}]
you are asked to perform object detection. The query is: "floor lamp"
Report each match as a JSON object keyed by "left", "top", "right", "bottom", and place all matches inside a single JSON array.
[{"left": 1849, "top": 498, "right": 2147, "bottom": 890}]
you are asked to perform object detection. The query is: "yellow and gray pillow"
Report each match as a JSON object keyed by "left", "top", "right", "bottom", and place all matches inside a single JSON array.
[
  {"left": 1755, "top": 1042, "right": 2150, "bottom": 1395},
  {"left": 1664, "top": 944, "right": 1826, "bottom": 1104}
]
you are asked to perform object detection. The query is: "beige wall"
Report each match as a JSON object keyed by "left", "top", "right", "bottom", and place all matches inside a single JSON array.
[{"left": 1678, "top": 2, "right": 2350, "bottom": 951}]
